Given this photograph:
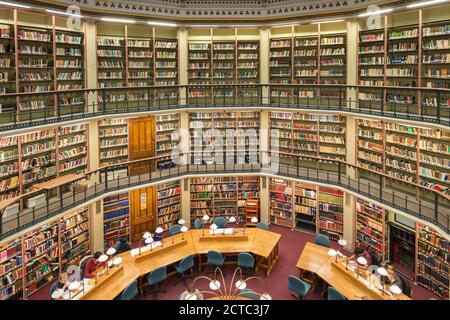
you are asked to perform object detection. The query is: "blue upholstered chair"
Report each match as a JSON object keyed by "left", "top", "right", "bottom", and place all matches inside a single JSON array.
[
  {"left": 314, "top": 234, "right": 330, "bottom": 248},
  {"left": 194, "top": 218, "right": 202, "bottom": 229},
  {"left": 214, "top": 216, "right": 227, "bottom": 228},
  {"left": 175, "top": 255, "right": 195, "bottom": 282},
  {"left": 145, "top": 266, "right": 167, "bottom": 295},
  {"left": 207, "top": 250, "right": 225, "bottom": 270},
  {"left": 120, "top": 280, "right": 139, "bottom": 300},
  {"left": 327, "top": 287, "right": 346, "bottom": 300},
  {"left": 49, "top": 281, "right": 60, "bottom": 300},
  {"left": 256, "top": 222, "right": 269, "bottom": 230},
  {"left": 288, "top": 275, "right": 311, "bottom": 299},
  {"left": 239, "top": 288, "right": 258, "bottom": 300},
  {"left": 154, "top": 232, "right": 163, "bottom": 242},
  {"left": 169, "top": 224, "right": 182, "bottom": 236},
  {"left": 237, "top": 252, "right": 255, "bottom": 274}
]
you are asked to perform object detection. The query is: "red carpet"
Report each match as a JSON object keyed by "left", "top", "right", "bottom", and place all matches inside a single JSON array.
[{"left": 30, "top": 225, "right": 439, "bottom": 300}]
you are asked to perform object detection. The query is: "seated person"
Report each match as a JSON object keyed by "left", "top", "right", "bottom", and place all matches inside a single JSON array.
[
  {"left": 153, "top": 231, "right": 163, "bottom": 242},
  {"left": 348, "top": 247, "right": 373, "bottom": 269},
  {"left": 83, "top": 251, "right": 108, "bottom": 279},
  {"left": 114, "top": 237, "right": 131, "bottom": 254},
  {"left": 385, "top": 264, "right": 402, "bottom": 288},
  {"left": 179, "top": 284, "right": 203, "bottom": 300},
  {"left": 50, "top": 272, "right": 69, "bottom": 299}
]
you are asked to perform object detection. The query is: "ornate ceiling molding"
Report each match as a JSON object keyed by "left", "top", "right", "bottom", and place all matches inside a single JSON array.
[{"left": 42, "top": 0, "right": 391, "bottom": 21}]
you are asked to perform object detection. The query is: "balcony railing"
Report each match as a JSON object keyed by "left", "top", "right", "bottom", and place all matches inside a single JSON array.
[
  {"left": 0, "top": 84, "right": 449, "bottom": 133},
  {"left": 0, "top": 151, "right": 448, "bottom": 241}
]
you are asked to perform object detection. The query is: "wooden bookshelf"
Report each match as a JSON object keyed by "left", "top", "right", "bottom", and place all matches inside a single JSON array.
[
  {"left": 98, "top": 118, "right": 129, "bottom": 166},
  {"left": 357, "top": 119, "right": 384, "bottom": 175},
  {"left": 58, "top": 123, "right": 88, "bottom": 176},
  {"left": 103, "top": 193, "right": 130, "bottom": 249},
  {"left": 190, "top": 177, "right": 214, "bottom": 222},
  {"left": 269, "top": 178, "right": 293, "bottom": 228},
  {"left": 156, "top": 113, "right": 180, "bottom": 156},
  {"left": 237, "top": 39, "right": 259, "bottom": 99},
  {"left": 154, "top": 37, "right": 178, "bottom": 103},
  {"left": 269, "top": 37, "right": 292, "bottom": 104},
  {"left": 294, "top": 182, "right": 317, "bottom": 233},
  {"left": 0, "top": 135, "right": 20, "bottom": 200},
  {"left": 0, "top": 206, "right": 89, "bottom": 300},
  {"left": 157, "top": 181, "right": 181, "bottom": 231},
  {"left": 356, "top": 198, "right": 388, "bottom": 264},
  {"left": 188, "top": 40, "right": 211, "bottom": 99},
  {"left": 318, "top": 186, "right": 344, "bottom": 241},
  {"left": 245, "top": 199, "right": 259, "bottom": 226},
  {"left": 238, "top": 176, "right": 260, "bottom": 223},
  {"left": 416, "top": 223, "right": 449, "bottom": 299},
  {"left": 0, "top": 23, "right": 16, "bottom": 123},
  {"left": 294, "top": 35, "right": 318, "bottom": 100}
]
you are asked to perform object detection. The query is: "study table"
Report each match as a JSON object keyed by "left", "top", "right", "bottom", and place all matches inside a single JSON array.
[
  {"left": 65, "top": 228, "right": 280, "bottom": 300},
  {"left": 296, "top": 242, "right": 411, "bottom": 300}
]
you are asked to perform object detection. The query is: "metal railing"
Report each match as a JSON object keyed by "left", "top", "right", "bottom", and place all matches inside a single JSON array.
[
  {"left": 1, "top": 151, "right": 448, "bottom": 241},
  {"left": 0, "top": 84, "right": 449, "bottom": 133}
]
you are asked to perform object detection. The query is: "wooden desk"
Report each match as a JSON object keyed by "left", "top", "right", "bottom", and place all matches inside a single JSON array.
[
  {"left": 74, "top": 228, "right": 281, "bottom": 299},
  {"left": 296, "top": 242, "right": 412, "bottom": 300},
  {"left": 251, "top": 228, "right": 281, "bottom": 277}
]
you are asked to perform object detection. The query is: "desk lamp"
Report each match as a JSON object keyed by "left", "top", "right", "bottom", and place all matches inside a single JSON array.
[
  {"left": 98, "top": 254, "right": 109, "bottom": 275},
  {"left": 389, "top": 284, "right": 402, "bottom": 299},
  {"left": 113, "top": 256, "right": 123, "bottom": 266},
  {"left": 178, "top": 219, "right": 186, "bottom": 225},
  {"left": 260, "top": 293, "right": 272, "bottom": 300},
  {"left": 210, "top": 223, "right": 218, "bottom": 235},
  {"left": 145, "top": 236, "right": 154, "bottom": 251},
  {"left": 338, "top": 239, "right": 347, "bottom": 253},
  {"left": 181, "top": 225, "right": 188, "bottom": 240},
  {"left": 155, "top": 227, "right": 164, "bottom": 247},
  {"left": 139, "top": 231, "right": 152, "bottom": 255},
  {"left": 202, "top": 214, "right": 210, "bottom": 236},
  {"left": 235, "top": 279, "right": 247, "bottom": 290},
  {"left": 328, "top": 249, "right": 338, "bottom": 262},
  {"left": 106, "top": 247, "right": 116, "bottom": 268},
  {"left": 356, "top": 256, "right": 368, "bottom": 279}
]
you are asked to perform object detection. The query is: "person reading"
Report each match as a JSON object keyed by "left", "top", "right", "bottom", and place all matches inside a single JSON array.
[
  {"left": 348, "top": 247, "right": 373, "bottom": 270},
  {"left": 83, "top": 251, "right": 108, "bottom": 279}
]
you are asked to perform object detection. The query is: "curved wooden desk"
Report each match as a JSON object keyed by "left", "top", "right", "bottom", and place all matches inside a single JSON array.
[
  {"left": 78, "top": 228, "right": 280, "bottom": 300},
  {"left": 296, "top": 242, "right": 411, "bottom": 300}
]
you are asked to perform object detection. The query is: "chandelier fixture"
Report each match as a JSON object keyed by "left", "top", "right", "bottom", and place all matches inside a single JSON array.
[{"left": 189, "top": 267, "right": 272, "bottom": 300}]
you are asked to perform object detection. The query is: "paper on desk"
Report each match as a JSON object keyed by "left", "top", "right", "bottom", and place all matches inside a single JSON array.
[
  {"left": 130, "top": 241, "right": 162, "bottom": 257},
  {"left": 209, "top": 228, "right": 235, "bottom": 235}
]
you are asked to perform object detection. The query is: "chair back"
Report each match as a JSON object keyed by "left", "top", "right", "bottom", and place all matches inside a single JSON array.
[
  {"left": 256, "top": 222, "right": 269, "bottom": 230},
  {"left": 147, "top": 266, "right": 168, "bottom": 286},
  {"left": 237, "top": 252, "right": 255, "bottom": 269},
  {"left": 398, "top": 274, "right": 412, "bottom": 297},
  {"left": 121, "top": 280, "right": 138, "bottom": 300},
  {"left": 207, "top": 250, "right": 225, "bottom": 266},
  {"left": 314, "top": 234, "right": 330, "bottom": 248},
  {"left": 288, "top": 275, "right": 308, "bottom": 296},
  {"left": 178, "top": 255, "right": 195, "bottom": 273},
  {"left": 50, "top": 281, "right": 60, "bottom": 299},
  {"left": 79, "top": 255, "right": 93, "bottom": 275},
  {"left": 194, "top": 218, "right": 202, "bottom": 229},
  {"left": 327, "top": 287, "right": 346, "bottom": 300},
  {"left": 169, "top": 224, "right": 182, "bottom": 236},
  {"left": 239, "top": 288, "right": 258, "bottom": 300},
  {"left": 214, "top": 216, "right": 227, "bottom": 228}
]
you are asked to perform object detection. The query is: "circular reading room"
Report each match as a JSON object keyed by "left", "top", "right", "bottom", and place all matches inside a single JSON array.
[{"left": 0, "top": 0, "right": 449, "bottom": 303}]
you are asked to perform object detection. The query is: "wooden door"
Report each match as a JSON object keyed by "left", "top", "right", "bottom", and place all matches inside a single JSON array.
[
  {"left": 129, "top": 116, "right": 156, "bottom": 175},
  {"left": 130, "top": 186, "right": 157, "bottom": 242}
]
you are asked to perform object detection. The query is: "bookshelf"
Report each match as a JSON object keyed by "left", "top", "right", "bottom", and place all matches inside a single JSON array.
[
  {"left": 421, "top": 21, "right": 450, "bottom": 118},
  {"left": 189, "top": 112, "right": 260, "bottom": 165},
  {"left": 190, "top": 177, "right": 214, "bottom": 222},
  {"left": 0, "top": 207, "right": 90, "bottom": 300},
  {"left": 58, "top": 124, "right": 88, "bottom": 175},
  {"left": 319, "top": 33, "right": 347, "bottom": 101},
  {"left": 156, "top": 113, "right": 180, "bottom": 156},
  {"left": 213, "top": 40, "right": 235, "bottom": 101},
  {"left": 269, "top": 37, "right": 292, "bottom": 104},
  {"left": 98, "top": 118, "right": 129, "bottom": 166},
  {"left": 157, "top": 181, "right": 181, "bottom": 231},
  {"left": 0, "top": 237, "right": 23, "bottom": 300},
  {"left": 237, "top": 39, "right": 259, "bottom": 100},
  {"left": 294, "top": 182, "right": 317, "bottom": 233},
  {"left": 358, "top": 27, "right": 386, "bottom": 108},
  {"left": 20, "top": 129, "right": 57, "bottom": 192},
  {"left": 0, "top": 23, "right": 16, "bottom": 123},
  {"left": 190, "top": 176, "right": 260, "bottom": 224},
  {"left": 17, "top": 25, "right": 54, "bottom": 121},
  {"left": 96, "top": 30, "right": 126, "bottom": 109},
  {"left": 188, "top": 40, "right": 211, "bottom": 100},
  {"left": 154, "top": 38, "right": 178, "bottom": 103},
  {"left": 356, "top": 198, "right": 388, "bottom": 264},
  {"left": 318, "top": 186, "right": 344, "bottom": 241},
  {"left": 269, "top": 178, "right": 293, "bottom": 228},
  {"left": 357, "top": 119, "right": 384, "bottom": 175},
  {"left": 55, "top": 29, "right": 85, "bottom": 115},
  {"left": 0, "top": 135, "right": 20, "bottom": 200},
  {"left": 294, "top": 35, "right": 318, "bottom": 100},
  {"left": 59, "top": 207, "right": 90, "bottom": 270},
  {"left": 103, "top": 192, "right": 130, "bottom": 249},
  {"left": 416, "top": 223, "right": 449, "bottom": 299},
  {"left": 386, "top": 24, "right": 419, "bottom": 110},
  {"left": 127, "top": 32, "right": 154, "bottom": 89},
  {"left": 238, "top": 176, "right": 260, "bottom": 224}
]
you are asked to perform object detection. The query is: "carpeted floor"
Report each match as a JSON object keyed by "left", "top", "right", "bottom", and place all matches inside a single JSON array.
[{"left": 30, "top": 225, "right": 439, "bottom": 300}]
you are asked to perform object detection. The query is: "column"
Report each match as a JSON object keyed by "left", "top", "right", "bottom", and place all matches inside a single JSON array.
[
  {"left": 181, "top": 178, "right": 191, "bottom": 225},
  {"left": 259, "top": 176, "right": 269, "bottom": 225},
  {"left": 343, "top": 192, "right": 356, "bottom": 251},
  {"left": 346, "top": 18, "right": 358, "bottom": 108},
  {"left": 260, "top": 27, "right": 270, "bottom": 104},
  {"left": 84, "top": 19, "right": 97, "bottom": 108},
  {"left": 178, "top": 27, "right": 188, "bottom": 105}
]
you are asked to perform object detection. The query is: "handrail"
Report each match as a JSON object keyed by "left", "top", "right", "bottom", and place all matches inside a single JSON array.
[
  {"left": 0, "top": 151, "right": 448, "bottom": 241},
  {"left": 0, "top": 84, "right": 449, "bottom": 134}
]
